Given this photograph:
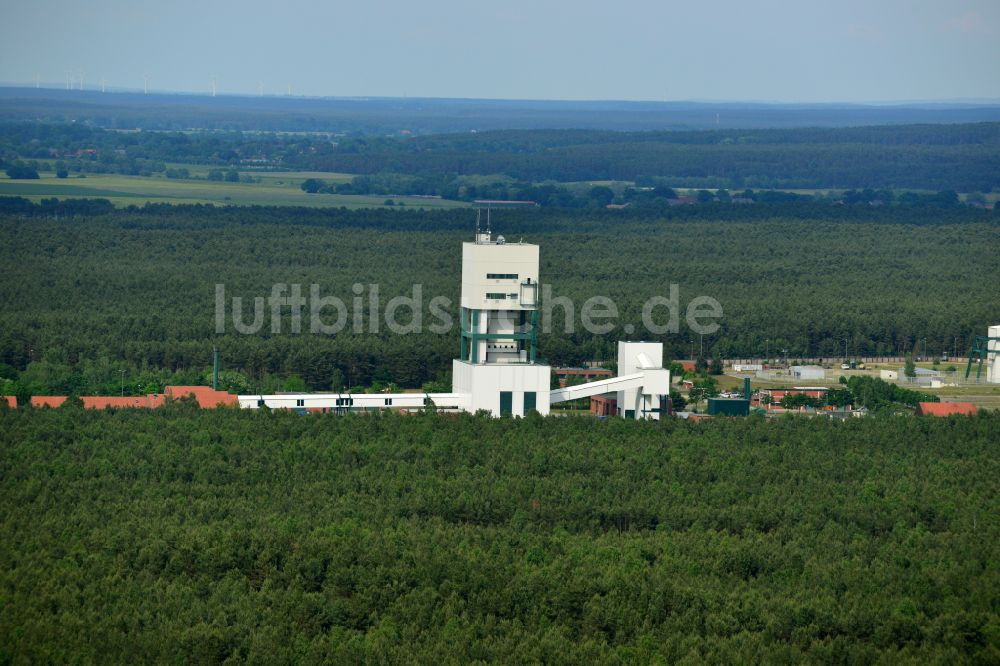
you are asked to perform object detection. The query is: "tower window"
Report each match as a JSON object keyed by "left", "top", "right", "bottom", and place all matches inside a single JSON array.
[
  {"left": 487, "top": 273, "right": 518, "bottom": 280},
  {"left": 485, "top": 293, "right": 508, "bottom": 299}
]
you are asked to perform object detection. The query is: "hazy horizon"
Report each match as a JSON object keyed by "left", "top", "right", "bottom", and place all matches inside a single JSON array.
[
  {"left": 1, "top": 0, "right": 998, "bottom": 104},
  {"left": 4, "top": 84, "right": 1000, "bottom": 108}
]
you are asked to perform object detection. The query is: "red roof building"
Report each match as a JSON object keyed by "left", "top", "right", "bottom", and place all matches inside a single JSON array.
[
  {"left": 2, "top": 396, "right": 16, "bottom": 408},
  {"left": 82, "top": 396, "right": 156, "bottom": 409},
  {"left": 31, "top": 396, "right": 67, "bottom": 408},
  {"left": 24, "top": 386, "right": 237, "bottom": 410},
  {"left": 163, "top": 386, "right": 239, "bottom": 408},
  {"left": 756, "top": 387, "right": 829, "bottom": 410},
  {"left": 590, "top": 394, "right": 617, "bottom": 417},
  {"left": 916, "top": 402, "right": 977, "bottom": 417}
]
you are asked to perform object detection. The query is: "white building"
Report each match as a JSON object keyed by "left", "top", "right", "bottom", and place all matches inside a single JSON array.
[
  {"left": 451, "top": 227, "right": 551, "bottom": 416},
  {"left": 239, "top": 218, "right": 669, "bottom": 418}
]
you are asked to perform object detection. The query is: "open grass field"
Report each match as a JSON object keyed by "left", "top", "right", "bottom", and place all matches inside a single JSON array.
[{"left": 0, "top": 172, "right": 468, "bottom": 210}]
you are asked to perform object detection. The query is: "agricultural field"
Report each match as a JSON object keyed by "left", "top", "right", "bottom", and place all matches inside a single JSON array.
[{"left": 0, "top": 171, "right": 468, "bottom": 209}]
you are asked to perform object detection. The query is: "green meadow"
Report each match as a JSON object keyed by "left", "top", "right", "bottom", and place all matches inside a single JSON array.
[{"left": 0, "top": 171, "right": 468, "bottom": 209}]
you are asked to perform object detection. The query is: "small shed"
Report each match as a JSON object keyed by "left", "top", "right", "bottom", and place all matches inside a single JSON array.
[
  {"left": 791, "top": 366, "right": 825, "bottom": 380},
  {"left": 707, "top": 397, "right": 750, "bottom": 416}
]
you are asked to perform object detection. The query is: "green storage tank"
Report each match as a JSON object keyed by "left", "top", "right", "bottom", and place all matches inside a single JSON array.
[{"left": 707, "top": 398, "right": 750, "bottom": 416}]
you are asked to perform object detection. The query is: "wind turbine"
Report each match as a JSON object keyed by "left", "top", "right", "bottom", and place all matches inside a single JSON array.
[
  {"left": 100, "top": 77, "right": 107, "bottom": 93},
  {"left": 258, "top": 81, "right": 264, "bottom": 97},
  {"left": 211, "top": 76, "right": 217, "bottom": 97},
  {"left": 287, "top": 83, "right": 291, "bottom": 96},
  {"left": 78, "top": 69, "right": 85, "bottom": 91},
  {"left": 34, "top": 72, "right": 40, "bottom": 89},
  {"left": 143, "top": 72, "right": 149, "bottom": 94},
  {"left": 65, "top": 71, "right": 71, "bottom": 90}
]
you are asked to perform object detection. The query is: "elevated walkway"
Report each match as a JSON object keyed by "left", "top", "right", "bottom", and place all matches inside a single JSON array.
[{"left": 549, "top": 372, "right": 646, "bottom": 404}]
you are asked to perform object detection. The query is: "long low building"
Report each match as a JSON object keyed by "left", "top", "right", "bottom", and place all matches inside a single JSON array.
[
  {"left": 916, "top": 402, "right": 977, "bottom": 416},
  {"left": 10, "top": 386, "right": 238, "bottom": 410}
]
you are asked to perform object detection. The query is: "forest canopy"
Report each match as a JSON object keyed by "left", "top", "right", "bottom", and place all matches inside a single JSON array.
[
  {"left": 0, "top": 201, "right": 996, "bottom": 394},
  {"left": 2, "top": 121, "right": 999, "bottom": 191},
  {"left": 1, "top": 409, "right": 997, "bottom": 663}
]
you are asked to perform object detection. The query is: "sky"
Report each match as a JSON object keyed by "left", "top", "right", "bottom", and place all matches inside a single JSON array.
[{"left": 1, "top": 0, "right": 998, "bottom": 103}]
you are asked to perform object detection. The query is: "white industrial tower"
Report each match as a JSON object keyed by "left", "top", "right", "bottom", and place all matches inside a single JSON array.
[
  {"left": 239, "top": 215, "right": 670, "bottom": 417},
  {"left": 451, "top": 211, "right": 551, "bottom": 416}
]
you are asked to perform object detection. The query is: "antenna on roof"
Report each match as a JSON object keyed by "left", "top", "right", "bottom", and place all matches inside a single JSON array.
[{"left": 474, "top": 207, "right": 491, "bottom": 243}]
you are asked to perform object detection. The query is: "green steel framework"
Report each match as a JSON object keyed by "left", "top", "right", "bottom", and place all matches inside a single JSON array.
[
  {"left": 460, "top": 307, "right": 538, "bottom": 364},
  {"left": 964, "top": 336, "right": 1000, "bottom": 381}
]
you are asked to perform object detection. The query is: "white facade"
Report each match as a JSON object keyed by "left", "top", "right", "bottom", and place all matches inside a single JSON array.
[
  {"left": 615, "top": 342, "right": 671, "bottom": 419},
  {"left": 455, "top": 230, "right": 550, "bottom": 416},
  {"left": 460, "top": 241, "right": 539, "bottom": 310},
  {"left": 452, "top": 360, "right": 550, "bottom": 416}
]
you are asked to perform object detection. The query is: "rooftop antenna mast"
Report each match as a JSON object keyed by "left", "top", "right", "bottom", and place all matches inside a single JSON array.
[{"left": 474, "top": 207, "right": 493, "bottom": 243}]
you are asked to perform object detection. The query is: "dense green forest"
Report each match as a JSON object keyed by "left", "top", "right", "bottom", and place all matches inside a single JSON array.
[
  {"left": 308, "top": 125, "right": 1000, "bottom": 191},
  {"left": 3, "top": 121, "right": 999, "bottom": 192},
  {"left": 1, "top": 409, "right": 997, "bottom": 662},
  {"left": 0, "top": 200, "right": 996, "bottom": 395}
]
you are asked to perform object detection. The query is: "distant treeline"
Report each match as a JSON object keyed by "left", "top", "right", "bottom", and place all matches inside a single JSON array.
[
  {"left": 5, "top": 87, "right": 1000, "bottom": 133},
  {"left": 305, "top": 125, "right": 1000, "bottom": 192},
  {"left": 2, "top": 122, "right": 999, "bottom": 192},
  {"left": 0, "top": 200, "right": 996, "bottom": 395}
]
